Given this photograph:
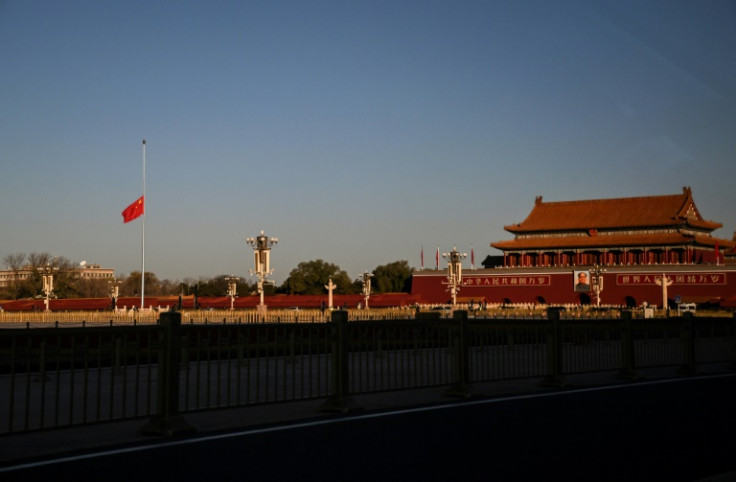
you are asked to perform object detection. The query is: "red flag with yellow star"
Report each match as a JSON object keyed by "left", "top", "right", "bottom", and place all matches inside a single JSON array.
[{"left": 122, "top": 196, "right": 144, "bottom": 223}]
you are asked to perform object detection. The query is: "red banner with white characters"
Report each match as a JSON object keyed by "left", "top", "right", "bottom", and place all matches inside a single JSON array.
[
  {"left": 462, "top": 275, "right": 551, "bottom": 287},
  {"left": 616, "top": 273, "right": 725, "bottom": 286}
]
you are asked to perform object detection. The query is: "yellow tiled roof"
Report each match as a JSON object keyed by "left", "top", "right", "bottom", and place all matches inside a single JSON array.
[{"left": 504, "top": 187, "right": 721, "bottom": 233}]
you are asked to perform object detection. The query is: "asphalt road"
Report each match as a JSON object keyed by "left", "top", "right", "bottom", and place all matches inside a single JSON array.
[{"left": 3, "top": 374, "right": 735, "bottom": 481}]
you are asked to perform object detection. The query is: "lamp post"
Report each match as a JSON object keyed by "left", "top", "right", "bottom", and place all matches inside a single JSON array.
[
  {"left": 108, "top": 278, "right": 121, "bottom": 311},
  {"left": 42, "top": 264, "right": 55, "bottom": 312},
  {"left": 226, "top": 276, "right": 239, "bottom": 311},
  {"left": 590, "top": 264, "right": 606, "bottom": 308},
  {"left": 357, "top": 272, "right": 373, "bottom": 309},
  {"left": 442, "top": 247, "right": 467, "bottom": 307},
  {"left": 246, "top": 230, "right": 278, "bottom": 313}
]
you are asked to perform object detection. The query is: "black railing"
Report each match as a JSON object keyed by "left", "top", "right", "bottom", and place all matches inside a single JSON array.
[{"left": 0, "top": 310, "right": 734, "bottom": 434}]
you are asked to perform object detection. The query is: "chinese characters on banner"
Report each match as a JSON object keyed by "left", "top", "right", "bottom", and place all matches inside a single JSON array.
[
  {"left": 460, "top": 273, "right": 725, "bottom": 288},
  {"left": 616, "top": 273, "right": 725, "bottom": 285},
  {"left": 463, "top": 275, "right": 551, "bottom": 287}
]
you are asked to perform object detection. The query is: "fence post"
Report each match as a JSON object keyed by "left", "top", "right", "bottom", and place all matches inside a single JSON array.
[
  {"left": 444, "top": 310, "right": 473, "bottom": 398},
  {"left": 139, "top": 311, "right": 195, "bottom": 436},
  {"left": 318, "top": 310, "right": 361, "bottom": 413},
  {"left": 113, "top": 337, "right": 123, "bottom": 376},
  {"left": 730, "top": 312, "right": 736, "bottom": 371},
  {"left": 615, "top": 310, "right": 639, "bottom": 380},
  {"left": 540, "top": 307, "right": 567, "bottom": 387},
  {"left": 678, "top": 312, "right": 698, "bottom": 375}
]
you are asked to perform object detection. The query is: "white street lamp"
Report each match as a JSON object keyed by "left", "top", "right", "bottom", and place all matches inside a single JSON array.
[
  {"left": 590, "top": 264, "right": 607, "bottom": 308},
  {"left": 442, "top": 247, "right": 467, "bottom": 307},
  {"left": 108, "top": 278, "right": 121, "bottom": 311},
  {"left": 357, "top": 272, "right": 373, "bottom": 309},
  {"left": 42, "top": 264, "right": 55, "bottom": 312},
  {"left": 246, "top": 230, "right": 278, "bottom": 313},
  {"left": 226, "top": 276, "right": 239, "bottom": 311}
]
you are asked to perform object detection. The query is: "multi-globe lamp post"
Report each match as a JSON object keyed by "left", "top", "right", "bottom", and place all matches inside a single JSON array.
[
  {"left": 246, "top": 230, "right": 278, "bottom": 313},
  {"left": 590, "top": 264, "right": 606, "bottom": 308},
  {"left": 357, "top": 272, "right": 373, "bottom": 309},
  {"left": 442, "top": 247, "right": 467, "bottom": 307},
  {"left": 41, "top": 264, "right": 55, "bottom": 312},
  {"left": 108, "top": 278, "right": 121, "bottom": 311},
  {"left": 226, "top": 276, "right": 239, "bottom": 311}
]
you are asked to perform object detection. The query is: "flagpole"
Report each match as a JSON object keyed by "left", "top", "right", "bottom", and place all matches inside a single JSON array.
[{"left": 141, "top": 139, "right": 146, "bottom": 310}]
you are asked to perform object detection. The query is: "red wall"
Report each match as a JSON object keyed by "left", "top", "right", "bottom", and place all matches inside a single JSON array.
[
  {"left": 411, "top": 268, "right": 736, "bottom": 307},
  {"left": 0, "top": 293, "right": 420, "bottom": 311}
]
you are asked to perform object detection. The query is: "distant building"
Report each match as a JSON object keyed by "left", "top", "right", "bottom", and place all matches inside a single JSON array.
[
  {"left": 76, "top": 264, "right": 116, "bottom": 280},
  {"left": 412, "top": 187, "right": 736, "bottom": 307},
  {"left": 0, "top": 263, "right": 115, "bottom": 288}
]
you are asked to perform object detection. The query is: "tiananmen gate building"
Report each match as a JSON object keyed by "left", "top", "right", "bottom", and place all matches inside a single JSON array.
[{"left": 411, "top": 187, "right": 736, "bottom": 308}]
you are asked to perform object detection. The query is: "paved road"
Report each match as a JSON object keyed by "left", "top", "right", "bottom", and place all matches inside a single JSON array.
[{"left": 2, "top": 374, "right": 735, "bottom": 481}]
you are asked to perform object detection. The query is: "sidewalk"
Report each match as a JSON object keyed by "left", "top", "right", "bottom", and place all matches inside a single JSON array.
[{"left": 1, "top": 364, "right": 732, "bottom": 467}]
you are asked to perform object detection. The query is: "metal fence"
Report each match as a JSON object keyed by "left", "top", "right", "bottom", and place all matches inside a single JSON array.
[
  {"left": 0, "top": 310, "right": 734, "bottom": 435},
  {"left": 0, "top": 307, "right": 420, "bottom": 327}
]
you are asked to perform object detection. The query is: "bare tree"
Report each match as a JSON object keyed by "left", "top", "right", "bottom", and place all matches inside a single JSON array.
[
  {"left": 77, "top": 278, "right": 109, "bottom": 298},
  {"left": 27, "top": 252, "right": 51, "bottom": 268},
  {"left": 13, "top": 253, "right": 78, "bottom": 299},
  {"left": 2, "top": 253, "right": 27, "bottom": 299},
  {"left": 3, "top": 253, "right": 26, "bottom": 270}
]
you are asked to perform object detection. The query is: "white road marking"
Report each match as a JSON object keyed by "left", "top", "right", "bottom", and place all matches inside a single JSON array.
[{"left": 2, "top": 373, "right": 733, "bottom": 473}]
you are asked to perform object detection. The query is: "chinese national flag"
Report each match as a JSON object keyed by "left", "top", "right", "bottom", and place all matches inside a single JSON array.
[{"left": 122, "top": 196, "right": 144, "bottom": 223}]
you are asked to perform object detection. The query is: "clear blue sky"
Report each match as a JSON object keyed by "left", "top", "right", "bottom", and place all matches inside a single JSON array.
[{"left": 1, "top": 0, "right": 734, "bottom": 284}]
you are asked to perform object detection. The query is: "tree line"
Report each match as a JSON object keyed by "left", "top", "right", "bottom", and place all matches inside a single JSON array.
[{"left": 1, "top": 253, "right": 413, "bottom": 300}]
